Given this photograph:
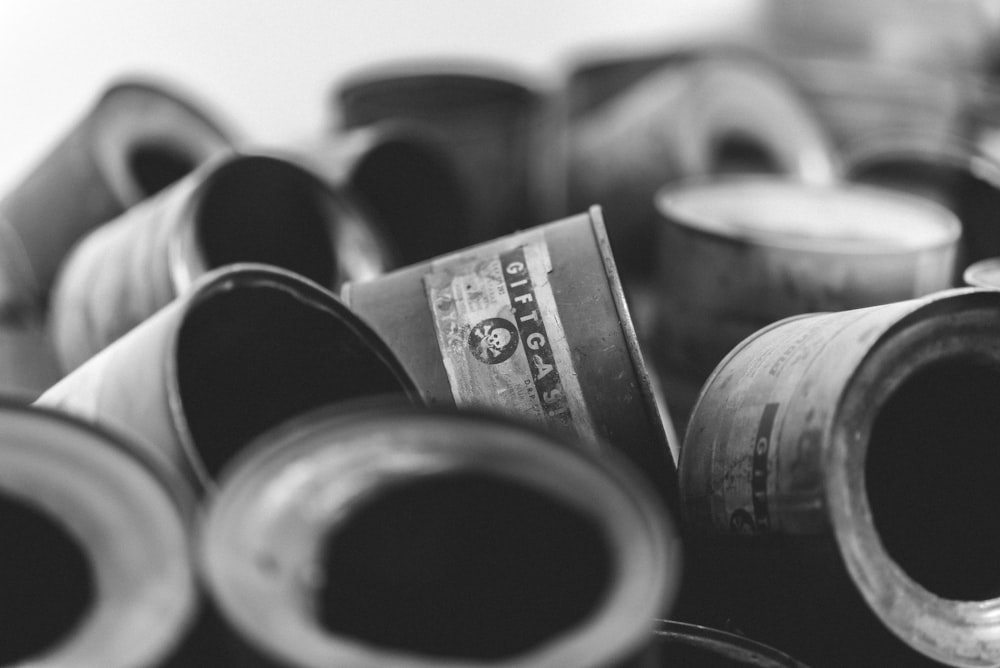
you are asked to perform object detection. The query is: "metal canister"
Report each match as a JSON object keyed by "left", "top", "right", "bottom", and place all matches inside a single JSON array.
[
  {"left": 650, "top": 620, "right": 808, "bottom": 667},
  {"left": 332, "top": 59, "right": 563, "bottom": 242},
  {"left": 680, "top": 288, "right": 1000, "bottom": 666},
  {"left": 845, "top": 130, "right": 1000, "bottom": 268},
  {"left": 199, "top": 405, "right": 679, "bottom": 668},
  {"left": 567, "top": 52, "right": 839, "bottom": 276},
  {"left": 964, "top": 256, "right": 1000, "bottom": 288},
  {"left": 0, "top": 400, "right": 197, "bottom": 667},
  {"left": 37, "top": 263, "right": 418, "bottom": 492},
  {"left": 49, "top": 150, "right": 393, "bottom": 372},
  {"left": 0, "top": 76, "right": 235, "bottom": 313},
  {"left": 301, "top": 121, "right": 470, "bottom": 264},
  {"left": 653, "top": 176, "right": 961, "bottom": 384},
  {"left": 342, "top": 207, "right": 678, "bottom": 510}
]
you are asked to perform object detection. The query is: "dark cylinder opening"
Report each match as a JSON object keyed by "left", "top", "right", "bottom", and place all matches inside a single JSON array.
[
  {"left": 177, "top": 285, "right": 410, "bottom": 479},
  {"left": 317, "top": 471, "right": 614, "bottom": 660},
  {"left": 711, "top": 134, "right": 782, "bottom": 176},
  {"left": 656, "top": 642, "right": 766, "bottom": 667},
  {"left": 352, "top": 140, "right": 468, "bottom": 263},
  {"left": 196, "top": 158, "right": 337, "bottom": 287},
  {"left": 128, "top": 143, "right": 199, "bottom": 198},
  {"left": 866, "top": 356, "right": 1000, "bottom": 600},
  {"left": 0, "top": 492, "right": 95, "bottom": 664}
]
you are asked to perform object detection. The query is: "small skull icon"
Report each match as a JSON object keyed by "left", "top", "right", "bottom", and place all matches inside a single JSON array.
[{"left": 468, "top": 318, "right": 519, "bottom": 364}]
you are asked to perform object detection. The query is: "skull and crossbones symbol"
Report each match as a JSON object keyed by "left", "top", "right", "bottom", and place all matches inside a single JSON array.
[{"left": 471, "top": 319, "right": 516, "bottom": 363}]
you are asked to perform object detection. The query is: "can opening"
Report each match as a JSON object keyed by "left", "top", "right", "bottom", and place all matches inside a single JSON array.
[
  {"left": 196, "top": 158, "right": 336, "bottom": 287},
  {"left": 128, "top": 142, "right": 200, "bottom": 199},
  {"left": 0, "top": 492, "right": 94, "bottom": 664},
  {"left": 656, "top": 642, "right": 761, "bottom": 667},
  {"left": 317, "top": 470, "right": 613, "bottom": 660},
  {"left": 351, "top": 139, "right": 467, "bottom": 263},
  {"left": 177, "top": 286, "right": 410, "bottom": 480},
  {"left": 712, "top": 134, "right": 782, "bottom": 176},
  {"left": 866, "top": 356, "right": 1000, "bottom": 601}
]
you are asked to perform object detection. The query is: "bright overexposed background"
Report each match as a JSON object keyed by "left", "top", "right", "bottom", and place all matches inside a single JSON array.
[{"left": 0, "top": 0, "right": 766, "bottom": 192}]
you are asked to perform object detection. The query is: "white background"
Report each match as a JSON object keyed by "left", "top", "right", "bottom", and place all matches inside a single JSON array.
[{"left": 0, "top": 0, "right": 762, "bottom": 192}]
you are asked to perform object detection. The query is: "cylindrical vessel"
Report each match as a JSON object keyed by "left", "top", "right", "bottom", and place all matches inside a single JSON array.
[
  {"left": 653, "top": 176, "right": 961, "bottom": 382},
  {"left": 0, "top": 400, "right": 197, "bottom": 667},
  {"left": 651, "top": 620, "right": 808, "bottom": 667},
  {"left": 845, "top": 130, "right": 1000, "bottom": 267},
  {"left": 49, "top": 151, "right": 393, "bottom": 372},
  {"left": 681, "top": 288, "right": 1000, "bottom": 666},
  {"left": 200, "top": 405, "right": 679, "bottom": 667},
  {"left": 37, "top": 263, "right": 418, "bottom": 492},
  {"left": 0, "top": 76, "right": 235, "bottom": 312},
  {"left": 342, "top": 207, "right": 678, "bottom": 510},
  {"left": 301, "top": 121, "right": 470, "bottom": 265},
  {"left": 567, "top": 53, "right": 839, "bottom": 276},
  {"left": 964, "top": 256, "right": 1000, "bottom": 288},
  {"left": 333, "top": 59, "right": 563, "bottom": 242}
]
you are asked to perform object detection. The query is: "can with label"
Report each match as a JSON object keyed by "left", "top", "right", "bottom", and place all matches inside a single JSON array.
[
  {"left": 37, "top": 264, "right": 418, "bottom": 492},
  {"left": 342, "top": 206, "right": 678, "bottom": 510},
  {"left": 681, "top": 288, "right": 1000, "bottom": 666},
  {"left": 0, "top": 76, "right": 235, "bottom": 314},
  {"left": 200, "top": 405, "right": 679, "bottom": 668},
  {"left": 49, "top": 151, "right": 393, "bottom": 372},
  {"left": 0, "top": 400, "right": 198, "bottom": 666}
]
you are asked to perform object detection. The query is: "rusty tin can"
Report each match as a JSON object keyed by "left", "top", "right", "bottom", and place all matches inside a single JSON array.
[
  {"left": 342, "top": 207, "right": 678, "bottom": 510},
  {"left": 681, "top": 288, "right": 1000, "bottom": 666},
  {"left": 0, "top": 400, "right": 197, "bottom": 667},
  {"left": 200, "top": 405, "right": 679, "bottom": 668},
  {"left": 0, "top": 76, "right": 235, "bottom": 313},
  {"left": 654, "top": 176, "right": 961, "bottom": 381},
  {"left": 567, "top": 53, "right": 839, "bottom": 276},
  {"left": 333, "top": 59, "right": 564, "bottom": 242},
  {"left": 37, "top": 264, "right": 418, "bottom": 492},
  {"left": 49, "top": 151, "right": 393, "bottom": 372},
  {"left": 301, "top": 121, "right": 470, "bottom": 264}
]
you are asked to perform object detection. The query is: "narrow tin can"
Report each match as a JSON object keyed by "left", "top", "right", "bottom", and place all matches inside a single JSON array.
[
  {"left": 200, "top": 405, "right": 679, "bottom": 668},
  {"left": 343, "top": 207, "right": 678, "bottom": 510},
  {"left": 681, "top": 288, "right": 1000, "bottom": 666},
  {"left": 37, "top": 264, "right": 418, "bottom": 492}
]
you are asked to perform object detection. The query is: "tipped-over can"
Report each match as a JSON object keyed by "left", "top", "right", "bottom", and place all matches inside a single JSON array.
[
  {"left": 343, "top": 206, "right": 678, "bottom": 510},
  {"left": 49, "top": 151, "right": 393, "bottom": 372},
  {"left": 199, "top": 405, "right": 679, "bottom": 667},
  {"left": 680, "top": 288, "right": 1000, "bottom": 666},
  {"left": 0, "top": 76, "right": 235, "bottom": 313},
  {"left": 37, "top": 264, "right": 418, "bottom": 492},
  {"left": 0, "top": 401, "right": 197, "bottom": 667}
]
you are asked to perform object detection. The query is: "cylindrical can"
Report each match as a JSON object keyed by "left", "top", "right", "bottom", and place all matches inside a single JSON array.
[
  {"left": 342, "top": 207, "right": 678, "bottom": 510},
  {"left": 680, "top": 288, "right": 1000, "bottom": 666},
  {"left": 37, "top": 263, "right": 418, "bottom": 492},
  {"left": 650, "top": 620, "right": 808, "bottom": 667},
  {"left": 653, "top": 176, "right": 961, "bottom": 382},
  {"left": 844, "top": 130, "right": 1000, "bottom": 268},
  {"left": 964, "top": 256, "right": 1000, "bottom": 288},
  {"left": 199, "top": 405, "right": 679, "bottom": 668},
  {"left": 567, "top": 52, "right": 839, "bottom": 277},
  {"left": 0, "top": 400, "right": 197, "bottom": 667},
  {"left": 301, "top": 121, "right": 470, "bottom": 265},
  {"left": 49, "top": 150, "right": 393, "bottom": 372},
  {"left": 333, "top": 59, "right": 564, "bottom": 242},
  {"left": 0, "top": 76, "right": 235, "bottom": 312}
]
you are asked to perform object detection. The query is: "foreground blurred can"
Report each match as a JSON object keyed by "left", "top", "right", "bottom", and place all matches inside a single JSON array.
[
  {"left": 845, "top": 130, "right": 1000, "bottom": 267},
  {"left": 0, "top": 76, "right": 235, "bottom": 313},
  {"left": 651, "top": 620, "right": 808, "bottom": 667},
  {"left": 654, "top": 176, "right": 961, "bottom": 383},
  {"left": 681, "top": 288, "right": 1000, "bottom": 666},
  {"left": 333, "top": 59, "right": 563, "bottom": 242},
  {"left": 49, "top": 151, "right": 392, "bottom": 371},
  {"left": 37, "top": 264, "right": 417, "bottom": 492},
  {"left": 200, "top": 405, "right": 678, "bottom": 668},
  {"left": 302, "top": 121, "right": 470, "bottom": 264},
  {"left": 0, "top": 401, "right": 197, "bottom": 667},
  {"left": 567, "top": 52, "right": 839, "bottom": 275},
  {"left": 343, "top": 207, "right": 678, "bottom": 508}
]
